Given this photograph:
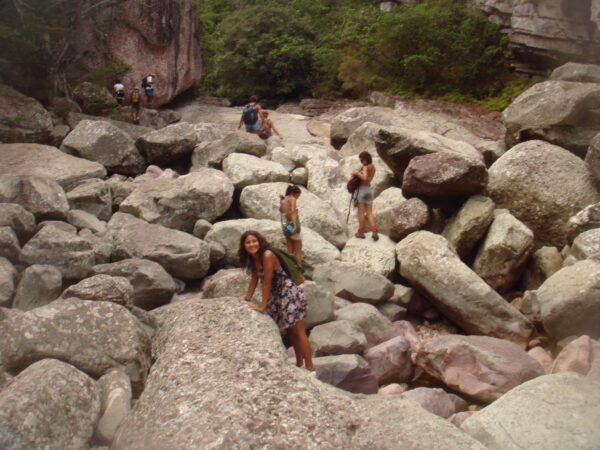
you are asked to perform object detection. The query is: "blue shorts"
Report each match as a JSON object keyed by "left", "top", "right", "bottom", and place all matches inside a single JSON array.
[
  {"left": 356, "top": 186, "right": 374, "bottom": 205},
  {"left": 245, "top": 122, "right": 260, "bottom": 132}
]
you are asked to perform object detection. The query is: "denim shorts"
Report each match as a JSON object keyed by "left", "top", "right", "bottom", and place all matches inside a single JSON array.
[
  {"left": 245, "top": 122, "right": 260, "bottom": 132},
  {"left": 356, "top": 186, "right": 374, "bottom": 205}
]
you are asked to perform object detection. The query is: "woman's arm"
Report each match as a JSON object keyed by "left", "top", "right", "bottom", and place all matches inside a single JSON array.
[
  {"left": 243, "top": 272, "right": 259, "bottom": 301},
  {"left": 250, "top": 251, "right": 276, "bottom": 312},
  {"left": 290, "top": 197, "right": 298, "bottom": 233},
  {"left": 352, "top": 166, "right": 369, "bottom": 181},
  {"left": 271, "top": 120, "right": 283, "bottom": 139}
]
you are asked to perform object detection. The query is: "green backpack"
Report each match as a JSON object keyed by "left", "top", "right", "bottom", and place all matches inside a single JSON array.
[{"left": 269, "top": 248, "right": 305, "bottom": 285}]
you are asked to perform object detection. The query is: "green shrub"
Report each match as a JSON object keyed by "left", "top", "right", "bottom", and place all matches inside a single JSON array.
[{"left": 80, "top": 58, "right": 131, "bottom": 89}]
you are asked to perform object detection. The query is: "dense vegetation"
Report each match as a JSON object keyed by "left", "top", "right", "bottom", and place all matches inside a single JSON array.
[{"left": 197, "top": 0, "right": 530, "bottom": 109}]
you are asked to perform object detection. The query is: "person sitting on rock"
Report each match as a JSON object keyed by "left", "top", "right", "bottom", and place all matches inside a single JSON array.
[
  {"left": 258, "top": 110, "right": 283, "bottom": 140},
  {"left": 237, "top": 95, "right": 262, "bottom": 134},
  {"left": 239, "top": 230, "right": 313, "bottom": 372}
]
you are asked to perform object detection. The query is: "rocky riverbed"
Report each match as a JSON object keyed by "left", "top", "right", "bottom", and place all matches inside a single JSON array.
[{"left": 1, "top": 62, "right": 600, "bottom": 448}]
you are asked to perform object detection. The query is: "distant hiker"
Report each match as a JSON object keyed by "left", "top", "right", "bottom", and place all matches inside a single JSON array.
[
  {"left": 350, "top": 151, "right": 379, "bottom": 240},
  {"left": 237, "top": 95, "right": 262, "bottom": 134},
  {"left": 258, "top": 110, "right": 282, "bottom": 140},
  {"left": 141, "top": 74, "right": 155, "bottom": 106},
  {"left": 113, "top": 79, "right": 125, "bottom": 107},
  {"left": 130, "top": 87, "right": 143, "bottom": 124},
  {"left": 279, "top": 185, "right": 302, "bottom": 264},
  {"left": 239, "top": 230, "right": 313, "bottom": 372}
]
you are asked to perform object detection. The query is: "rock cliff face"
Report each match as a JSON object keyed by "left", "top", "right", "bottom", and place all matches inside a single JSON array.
[
  {"left": 70, "top": 0, "right": 202, "bottom": 106},
  {"left": 472, "top": 0, "right": 600, "bottom": 73}
]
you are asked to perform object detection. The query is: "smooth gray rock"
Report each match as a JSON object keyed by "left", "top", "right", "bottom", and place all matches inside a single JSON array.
[
  {"left": 66, "top": 209, "right": 107, "bottom": 234},
  {"left": 113, "top": 298, "right": 483, "bottom": 449},
  {"left": 340, "top": 234, "right": 397, "bottom": 278},
  {"left": 0, "top": 203, "right": 36, "bottom": 244},
  {"left": 401, "top": 387, "right": 467, "bottom": 419},
  {"left": 314, "top": 354, "right": 379, "bottom": 394},
  {"left": 61, "top": 119, "right": 145, "bottom": 175},
  {"left": 585, "top": 132, "right": 600, "bottom": 183},
  {"left": 550, "top": 62, "right": 600, "bottom": 83},
  {"left": 21, "top": 221, "right": 103, "bottom": 281},
  {"left": 108, "top": 212, "right": 210, "bottom": 281},
  {"left": 373, "top": 188, "right": 430, "bottom": 242},
  {"left": 61, "top": 274, "right": 134, "bottom": 309},
  {"left": 571, "top": 228, "right": 600, "bottom": 261},
  {"left": 94, "top": 369, "right": 132, "bottom": 446},
  {"left": 312, "top": 260, "right": 394, "bottom": 304},
  {"left": 223, "top": 153, "right": 289, "bottom": 190},
  {"left": 0, "top": 298, "right": 151, "bottom": 389},
  {"left": 472, "top": 209, "right": 534, "bottom": 293},
  {"left": 363, "top": 336, "right": 413, "bottom": 384},
  {"left": 396, "top": 231, "right": 533, "bottom": 346},
  {"left": 0, "top": 227, "right": 20, "bottom": 263},
  {"left": 537, "top": 260, "right": 600, "bottom": 342},
  {"left": 66, "top": 112, "right": 153, "bottom": 141},
  {"left": 0, "top": 175, "right": 68, "bottom": 221},
  {"left": 523, "top": 246, "right": 563, "bottom": 290},
  {"left": 335, "top": 302, "right": 393, "bottom": 346},
  {"left": 0, "top": 257, "right": 16, "bottom": 308},
  {"left": 302, "top": 280, "right": 336, "bottom": 329},
  {"left": 119, "top": 169, "right": 234, "bottom": 232},
  {"left": 442, "top": 195, "right": 495, "bottom": 259},
  {"left": 376, "top": 302, "right": 407, "bottom": 322},
  {"left": 0, "top": 359, "right": 100, "bottom": 450},
  {"left": 192, "top": 219, "right": 212, "bottom": 239},
  {"left": 12, "top": 264, "right": 62, "bottom": 311},
  {"left": 135, "top": 122, "right": 197, "bottom": 164},
  {"left": 461, "top": 373, "right": 600, "bottom": 450},
  {"left": 201, "top": 268, "right": 258, "bottom": 301},
  {"left": 0, "top": 84, "right": 53, "bottom": 144},
  {"left": 0, "top": 143, "right": 106, "bottom": 189},
  {"left": 487, "top": 140, "right": 600, "bottom": 249},
  {"left": 309, "top": 320, "right": 368, "bottom": 356},
  {"left": 66, "top": 178, "right": 112, "bottom": 221}
]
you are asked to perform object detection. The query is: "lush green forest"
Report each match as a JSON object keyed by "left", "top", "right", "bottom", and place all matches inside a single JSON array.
[{"left": 196, "top": 0, "right": 533, "bottom": 109}]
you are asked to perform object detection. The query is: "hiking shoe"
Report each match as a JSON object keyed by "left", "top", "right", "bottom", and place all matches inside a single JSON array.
[
  {"left": 372, "top": 231, "right": 379, "bottom": 241},
  {"left": 355, "top": 231, "right": 366, "bottom": 238}
]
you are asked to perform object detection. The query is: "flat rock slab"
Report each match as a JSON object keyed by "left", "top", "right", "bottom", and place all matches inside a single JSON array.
[
  {"left": 114, "top": 297, "right": 483, "bottom": 449},
  {"left": 0, "top": 143, "right": 106, "bottom": 189}
]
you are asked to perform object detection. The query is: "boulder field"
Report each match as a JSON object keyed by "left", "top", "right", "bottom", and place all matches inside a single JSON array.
[{"left": 1, "top": 63, "right": 600, "bottom": 447}]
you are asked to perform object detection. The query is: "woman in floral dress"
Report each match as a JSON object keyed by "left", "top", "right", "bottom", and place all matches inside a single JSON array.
[{"left": 239, "top": 230, "right": 313, "bottom": 371}]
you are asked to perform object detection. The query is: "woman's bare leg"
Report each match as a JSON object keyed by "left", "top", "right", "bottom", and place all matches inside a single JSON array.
[
  {"left": 293, "top": 239, "right": 302, "bottom": 265},
  {"left": 366, "top": 204, "right": 376, "bottom": 228},
  {"left": 287, "top": 320, "right": 313, "bottom": 370},
  {"left": 286, "top": 237, "right": 294, "bottom": 254},
  {"left": 356, "top": 202, "right": 366, "bottom": 236}
]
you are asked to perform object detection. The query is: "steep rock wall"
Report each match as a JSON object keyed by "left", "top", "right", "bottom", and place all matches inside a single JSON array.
[{"left": 71, "top": 0, "right": 202, "bottom": 106}]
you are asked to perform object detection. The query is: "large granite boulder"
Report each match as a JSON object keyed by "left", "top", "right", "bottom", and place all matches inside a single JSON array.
[
  {"left": 309, "top": 320, "right": 368, "bottom": 356},
  {"left": 135, "top": 122, "right": 197, "bottom": 165},
  {"left": 108, "top": 212, "right": 210, "bottom": 281},
  {"left": 363, "top": 336, "right": 413, "bottom": 384},
  {"left": 0, "top": 84, "right": 53, "bottom": 144},
  {"left": 119, "top": 169, "right": 234, "bottom": 232},
  {"left": 0, "top": 298, "right": 151, "bottom": 388},
  {"left": 335, "top": 302, "right": 393, "bottom": 346},
  {"left": 0, "top": 227, "right": 20, "bottom": 263},
  {"left": 401, "top": 387, "right": 467, "bottom": 419},
  {"left": 373, "top": 188, "right": 430, "bottom": 241},
  {"left": 66, "top": 178, "right": 113, "bottom": 221},
  {"left": 330, "top": 107, "right": 397, "bottom": 148},
  {"left": 20, "top": 221, "right": 105, "bottom": 280},
  {"left": 550, "top": 62, "right": 600, "bottom": 84},
  {"left": 204, "top": 218, "right": 340, "bottom": 274},
  {"left": 302, "top": 280, "right": 336, "bottom": 329},
  {"left": 461, "top": 373, "right": 600, "bottom": 449},
  {"left": 61, "top": 274, "right": 134, "bottom": 309},
  {"left": 487, "top": 140, "right": 599, "bottom": 249},
  {"left": 115, "top": 298, "right": 483, "bottom": 448},
  {"left": 67, "top": 112, "right": 153, "bottom": 141},
  {"left": 340, "top": 235, "right": 397, "bottom": 278},
  {"left": 396, "top": 231, "right": 533, "bottom": 346},
  {"left": 71, "top": 0, "right": 203, "bottom": 107},
  {"left": 551, "top": 335, "right": 600, "bottom": 383},
  {"left": 401, "top": 152, "right": 488, "bottom": 199},
  {"left": 72, "top": 81, "right": 115, "bottom": 115},
  {"left": 314, "top": 354, "right": 379, "bottom": 395},
  {"left": 92, "top": 258, "right": 177, "bottom": 310},
  {"left": 537, "top": 260, "right": 600, "bottom": 342},
  {"left": 374, "top": 126, "right": 483, "bottom": 183},
  {"left": 571, "top": 228, "right": 600, "bottom": 261},
  {"left": 585, "top": 132, "right": 600, "bottom": 184},
  {"left": 502, "top": 80, "right": 600, "bottom": 156},
  {"left": 312, "top": 260, "right": 394, "bottom": 304},
  {"left": 67, "top": 209, "right": 107, "bottom": 234},
  {"left": 0, "top": 175, "right": 69, "bottom": 221},
  {"left": 0, "top": 203, "right": 36, "bottom": 244},
  {"left": 417, "top": 335, "right": 544, "bottom": 402},
  {"left": 305, "top": 154, "right": 351, "bottom": 223},
  {"left": 0, "top": 258, "right": 16, "bottom": 308},
  {"left": 12, "top": 265, "right": 62, "bottom": 311},
  {"left": 0, "top": 144, "right": 107, "bottom": 190},
  {"left": 442, "top": 195, "right": 495, "bottom": 259},
  {"left": 240, "top": 182, "right": 346, "bottom": 247},
  {"left": 61, "top": 119, "right": 145, "bottom": 175},
  {"left": 0, "top": 359, "right": 100, "bottom": 449},
  {"left": 223, "top": 153, "right": 289, "bottom": 190},
  {"left": 472, "top": 209, "right": 534, "bottom": 293}
]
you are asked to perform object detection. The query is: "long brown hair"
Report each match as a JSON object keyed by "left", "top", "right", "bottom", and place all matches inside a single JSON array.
[{"left": 238, "top": 230, "right": 270, "bottom": 273}]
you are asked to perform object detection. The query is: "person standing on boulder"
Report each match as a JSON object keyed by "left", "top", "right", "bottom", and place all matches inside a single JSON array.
[
  {"left": 142, "top": 74, "right": 155, "bottom": 106},
  {"left": 350, "top": 151, "right": 379, "bottom": 240},
  {"left": 239, "top": 230, "right": 314, "bottom": 372},
  {"left": 129, "top": 87, "right": 143, "bottom": 124},
  {"left": 237, "top": 95, "right": 262, "bottom": 134},
  {"left": 279, "top": 185, "right": 302, "bottom": 265},
  {"left": 113, "top": 79, "right": 125, "bottom": 107}
]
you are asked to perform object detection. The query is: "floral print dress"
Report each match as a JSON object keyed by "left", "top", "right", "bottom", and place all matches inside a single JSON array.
[{"left": 262, "top": 267, "right": 307, "bottom": 329}]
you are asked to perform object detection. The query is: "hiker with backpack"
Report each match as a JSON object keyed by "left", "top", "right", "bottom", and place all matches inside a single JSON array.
[
  {"left": 237, "top": 95, "right": 262, "bottom": 134},
  {"left": 279, "top": 185, "right": 302, "bottom": 265},
  {"left": 349, "top": 151, "right": 379, "bottom": 240},
  {"left": 142, "top": 74, "right": 155, "bottom": 106},
  {"left": 113, "top": 79, "right": 125, "bottom": 107},
  {"left": 129, "top": 87, "right": 143, "bottom": 124},
  {"left": 239, "top": 230, "right": 314, "bottom": 372},
  {"left": 258, "top": 110, "right": 283, "bottom": 140}
]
